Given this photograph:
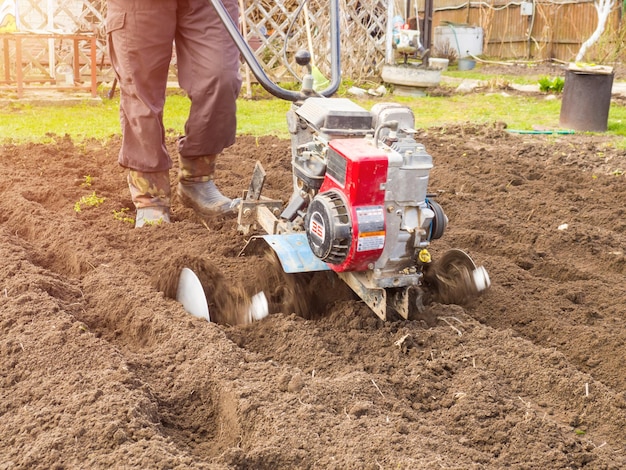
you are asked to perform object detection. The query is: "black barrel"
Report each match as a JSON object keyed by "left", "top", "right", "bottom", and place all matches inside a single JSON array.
[{"left": 559, "top": 69, "right": 614, "bottom": 132}]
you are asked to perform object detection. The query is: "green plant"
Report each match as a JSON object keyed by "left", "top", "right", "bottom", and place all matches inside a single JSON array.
[
  {"left": 112, "top": 207, "right": 134, "bottom": 224},
  {"left": 74, "top": 191, "right": 105, "bottom": 212},
  {"left": 80, "top": 175, "right": 93, "bottom": 188},
  {"left": 538, "top": 76, "right": 565, "bottom": 94}
]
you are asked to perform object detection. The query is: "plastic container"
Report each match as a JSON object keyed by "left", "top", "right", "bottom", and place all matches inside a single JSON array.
[
  {"left": 457, "top": 58, "right": 476, "bottom": 71},
  {"left": 434, "top": 25, "right": 483, "bottom": 58}
]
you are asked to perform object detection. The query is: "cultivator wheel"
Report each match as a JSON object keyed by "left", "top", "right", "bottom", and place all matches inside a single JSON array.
[{"left": 423, "top": 249, "right": 488, "bottom": 306}]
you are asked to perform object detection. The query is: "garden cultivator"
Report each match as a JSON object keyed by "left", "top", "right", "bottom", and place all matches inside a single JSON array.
[{"left": 177, "top": 0, "right": 490, "bottom": 322}]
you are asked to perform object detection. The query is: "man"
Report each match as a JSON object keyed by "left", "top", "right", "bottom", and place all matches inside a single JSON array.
[{"left": 106, "top": 0, "right": 242, "bottom": 227}]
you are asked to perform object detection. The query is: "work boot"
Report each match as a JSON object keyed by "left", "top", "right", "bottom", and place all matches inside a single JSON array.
[
  {"left": 135, "top": 207, "right": 171, "bottom": 228},
  {"left": 177, "top": 180, "right": 240, "bottom": 216},
  {"left": 177, "top": 155, "right": 240, "bottom": 217},
  {"left": 127, "top": 169, "right": 171, "bottom": 228}
]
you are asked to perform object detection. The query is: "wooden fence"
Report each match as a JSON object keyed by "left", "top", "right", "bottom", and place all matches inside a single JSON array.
[
  {"left": 429, "top": 0, "right": 624, "bottom": 63},
  {"left": 0, "top": 0, "right": 108, "bottom": 94},
  {"left": 0, "top": 0, "right": 623, "bottom": 94}
]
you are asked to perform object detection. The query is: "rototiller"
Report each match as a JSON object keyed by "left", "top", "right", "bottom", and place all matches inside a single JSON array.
[{"left": 177, "top": 0, "right": 490, "bottom": 322}]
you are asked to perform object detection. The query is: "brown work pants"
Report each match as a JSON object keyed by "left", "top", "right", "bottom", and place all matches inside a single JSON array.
[{"left": 106, "top": 0, "right": 242, "bottom": 173}]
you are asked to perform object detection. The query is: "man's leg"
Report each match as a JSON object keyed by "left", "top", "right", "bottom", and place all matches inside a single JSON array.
[
  {"left": 174, "top": 0, "right": 242, "bottom": 216},
  {"left": 107, "top": 0, "right": 177, "bottom": 226}
]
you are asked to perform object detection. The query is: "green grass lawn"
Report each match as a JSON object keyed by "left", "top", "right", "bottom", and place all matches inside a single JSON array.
[
  {"left": 2, "top": 77, "right": 626, "bottom": 145},
  {"left": 0, "top": 94, "right": 292, "bottom": 142}
]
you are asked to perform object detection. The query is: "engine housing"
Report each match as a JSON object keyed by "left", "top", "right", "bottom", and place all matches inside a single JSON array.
[
  {"left": 306, "top": 139, "right": 388, "bottom": 271},
  {"left": 289, "top": 99, "right": 447, "bottom": 282}
]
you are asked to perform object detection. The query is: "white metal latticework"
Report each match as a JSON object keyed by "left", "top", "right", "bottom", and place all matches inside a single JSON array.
[
  {"left": 240, "top": 0, "right": 389, "bottom": 82},
  {"left": 4, "top": 0, "right": 389, "bottom": 88}
]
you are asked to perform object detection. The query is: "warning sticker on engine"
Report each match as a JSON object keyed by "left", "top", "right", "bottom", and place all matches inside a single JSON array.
[
  {"left": 357, "top": 232, "right": 385, "bottom": 252},
  {"left": 356, "top": 206, "right": 385, "bottom": 252}
]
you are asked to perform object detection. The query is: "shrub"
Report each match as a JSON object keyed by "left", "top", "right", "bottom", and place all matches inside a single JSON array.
[{"left": 538, "top": 76, "right": 565, "bottom": 93}]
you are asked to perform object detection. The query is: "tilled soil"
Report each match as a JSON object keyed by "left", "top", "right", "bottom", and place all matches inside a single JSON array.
[{"left": 1, "top": 116, "right": 626, "bottom": 469}]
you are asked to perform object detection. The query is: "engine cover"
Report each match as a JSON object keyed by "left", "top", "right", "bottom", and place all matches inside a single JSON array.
[
  {"left": 305, "top": 139, "right": 388, "bottom": 272},
  {"left": 306, "top": 190, "right": 352, "bottom": 264}
]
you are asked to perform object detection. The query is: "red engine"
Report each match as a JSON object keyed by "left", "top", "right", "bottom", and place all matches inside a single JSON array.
[{"left": 305, "top": 138, "right": 389, "bottom": 272}]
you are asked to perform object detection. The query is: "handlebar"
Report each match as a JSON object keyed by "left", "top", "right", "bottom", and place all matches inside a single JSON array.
[{"left": 209, "top": 0, "right": 341, "bottom": 101}]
